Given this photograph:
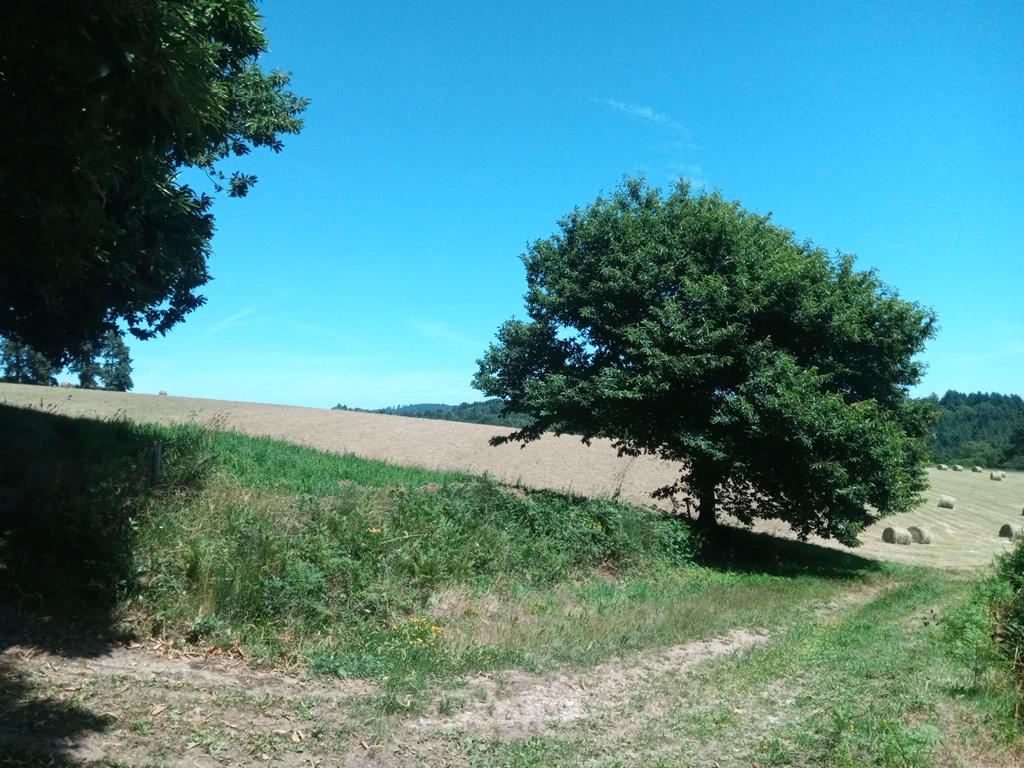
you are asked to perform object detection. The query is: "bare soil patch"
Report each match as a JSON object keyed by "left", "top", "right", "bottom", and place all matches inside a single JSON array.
[
  {"left": 413, "top": 627, "right": 770, "bottom": 739},
  {"left": 0, "top": 626, "right": 769, "bottom": 766}
]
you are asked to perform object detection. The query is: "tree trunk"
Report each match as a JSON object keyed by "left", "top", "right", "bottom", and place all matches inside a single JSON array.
[{"left": 694, "top": 472, "right": 718, "bottom": 528}]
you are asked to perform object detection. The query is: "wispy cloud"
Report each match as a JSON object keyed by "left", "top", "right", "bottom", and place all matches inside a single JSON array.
[
  {"left": 667, "top": 161, "right": 710, "bottom": 190},
  {"left": 201, "top": 307, "right": 260, "bottom": 338},
  {"left": 593, "top": 97, "right": 687, "bottom": 132},
  {"left": 947, "top": 341, "right": 1024, "bottom": 365},
  {"left": 409, "top": 320, "right": 482, "bottom": 350}
]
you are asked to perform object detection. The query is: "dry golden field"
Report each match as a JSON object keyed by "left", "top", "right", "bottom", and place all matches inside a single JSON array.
[{"left": 2, "top": 382, "right": 1021, "bottom": 570}]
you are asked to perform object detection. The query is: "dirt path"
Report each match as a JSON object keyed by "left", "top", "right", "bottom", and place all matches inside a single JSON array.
[
  {"left": 0, "top": 580, "right": 906, "bottom": 767},
  {"left": 411, "top": 628, "right": 769, "bottom": 737},
  {"left": 0, "top": 626, "right": 769, "bottom": 766}
]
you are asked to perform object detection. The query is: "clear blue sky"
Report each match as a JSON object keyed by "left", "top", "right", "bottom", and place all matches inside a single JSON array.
[{"left": 124, "top": 0, "right": 1023, "bottom": 409}]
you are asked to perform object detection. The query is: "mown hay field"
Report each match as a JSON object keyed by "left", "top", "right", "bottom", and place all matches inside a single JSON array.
[{"left": 2, "top": 382, "right": 1020, "bottom": 570}]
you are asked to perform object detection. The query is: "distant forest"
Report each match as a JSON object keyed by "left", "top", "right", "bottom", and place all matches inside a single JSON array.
[
  {"left": 332, "top": 398, "right": 533, "bottom": 428},
  {"left": 928, "top": 391, "right": 1024, "bottom": 469},
  {"left": 334, "top": 391, "right": 1024, "bottom": 468}
]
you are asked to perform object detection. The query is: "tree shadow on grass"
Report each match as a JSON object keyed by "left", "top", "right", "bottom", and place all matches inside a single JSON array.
[
  {"left": 692, "top": 523, "right": 890, "bottom": 581},
  {"left": 0, "top": 404, "right": 179, "bottom": 764}
]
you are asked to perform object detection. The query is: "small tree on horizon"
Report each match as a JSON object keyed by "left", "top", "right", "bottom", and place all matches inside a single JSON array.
[
  {"left": 71, "top": 331, "right": 133, "bottom": 392},
  {"left": 0, "top": 338, "right": 58, "bottom": 386},
  {"left": 474, "top": 178, "right": 937, "bottom": 546}
]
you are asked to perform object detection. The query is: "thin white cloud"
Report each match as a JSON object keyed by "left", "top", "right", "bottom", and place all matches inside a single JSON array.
[
  {"left": 201, "top": 307, "right": 260, "bottom": 338},
  {"left": 409, "top": 320, "right": 482, "bottom": 350},
  {"left": 594, "top": 97, "right": 687, "bottom": 132},
  {"left": 946, "top": 342, "right": 1024, "bottom": 365}
]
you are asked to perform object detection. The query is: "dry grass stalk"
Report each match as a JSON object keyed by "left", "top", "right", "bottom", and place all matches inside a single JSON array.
[
  {"left": 937, "top": 495, "right": 956, "bottom": 510},
  {"left": 907, "top": 526, "right": 932, "bottom": 544},
  {"left": 882, "top": 526, "right": 912, "bottom": 545}
]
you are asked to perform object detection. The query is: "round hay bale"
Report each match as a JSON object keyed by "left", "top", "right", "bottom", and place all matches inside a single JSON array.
[
  {"left": 937, "top": 495, "right": 956, "bottom": 510},
  {"left": 999, "top": 523, "right": 1024, "bottom": 539},
  {"left": 907, "top": 526, "right": 932, "bottom": 544},
  {"left": 1001, "top": 471, "right": 1007, "bottom": 479},
  {"left": 936, "top": 464, "right": 949, "bottom": 470},
  {"left": 991, "top": 471, "right": 1003, "bottom": 481},
  {"left": 882, "top": 526, "right": 912, "bottom": 545},
  {"left": 952, "top": 464, "right": 964, "bottom": 471},
  {"left": 972, "top": 465, "right": 983, "bottom": 472}
]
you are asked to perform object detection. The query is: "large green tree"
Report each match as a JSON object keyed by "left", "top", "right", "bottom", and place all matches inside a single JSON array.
[
  {"left": 0, "top": 1, "right": 308, "bottom": 362},
  {"left": 474, "top": 179, "right": 937, "bottom": 545}
]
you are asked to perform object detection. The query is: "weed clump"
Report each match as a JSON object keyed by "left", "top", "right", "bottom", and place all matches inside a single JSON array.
[{"left": 942, "top": 537, "right": 1024, "bottom": 725}]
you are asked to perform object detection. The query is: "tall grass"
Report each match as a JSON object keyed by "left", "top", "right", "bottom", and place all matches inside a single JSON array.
[
  {"left": 0, "top": 405, "right": 695, "bottom": 673},
  {"left": 1, "top": 403, "right": 900, "bottom": 705},
  {"left": 942, "top": 538, "right": 1024, "bottom": 726},
  {"left": 133, "top": 472, "right": 696, "bottom": 668}
]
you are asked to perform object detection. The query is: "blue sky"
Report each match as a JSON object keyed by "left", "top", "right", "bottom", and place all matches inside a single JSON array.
[{"left": 124, "top": 0, "right": 1023, "bottom": 408}]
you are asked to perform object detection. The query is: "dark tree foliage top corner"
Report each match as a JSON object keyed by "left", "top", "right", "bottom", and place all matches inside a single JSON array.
[
  {"left": 474, "top": 177, "right": 938, "bottom": 546},
  {"left": 0, "top": 0, "right": 308, "bottom": 363}
]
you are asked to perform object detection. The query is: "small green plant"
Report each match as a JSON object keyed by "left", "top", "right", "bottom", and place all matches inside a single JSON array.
[
  {"left": 824, "top": 709, "right": 939, "bottom": 768},
  {"left": 940, "top": 598, "right": 1001, "bottom": 685}
]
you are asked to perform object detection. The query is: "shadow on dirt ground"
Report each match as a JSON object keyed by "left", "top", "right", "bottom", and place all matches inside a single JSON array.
[
  {"left": 0, "top": 405, "right": 176, "bottom": 765},
  {"left": 689, "top": 514, "right": 888, "bottom": 581}
]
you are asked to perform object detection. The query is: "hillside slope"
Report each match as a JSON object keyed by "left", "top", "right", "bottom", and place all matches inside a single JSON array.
[{"left": 3, "top": 382, "right": 1022, "bottom": 569}]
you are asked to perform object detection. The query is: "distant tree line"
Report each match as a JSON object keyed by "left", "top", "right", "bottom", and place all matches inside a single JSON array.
[
  {"left": 928, "top": 391, "right": 1024, "bottom": 469},
  {"left": 0, "top": 332, "right": 133, "bottom": 391},
  {"left": 332, "top": 399, "right": 533, "bottom": 428},
  {"left": 335, "top": 390, "right": 1024, "bottom": 470}
]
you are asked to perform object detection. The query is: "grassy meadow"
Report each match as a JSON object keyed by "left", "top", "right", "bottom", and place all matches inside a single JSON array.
[{"left": 0, "top": 402, "right": 1022, "bottom": 766}]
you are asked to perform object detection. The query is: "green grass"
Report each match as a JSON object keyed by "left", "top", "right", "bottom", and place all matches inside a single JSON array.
[
  {"left": 451, "top": 570, "right": 1022, "bottom": 767},
  {"left": 208, "top": 428, "right": 472, "bottom": 492},
  {"left": 2, "top": 404, "right": 1021, "bottom": 765},
  {"left": 0, "top": 404, "right": 889, "bottom": 689},
  {"left": 0, "top": 406, "right": 694, "bottom": 668},
  {"left": 432, "top": 565, "right": 880, "bottom": 675}
]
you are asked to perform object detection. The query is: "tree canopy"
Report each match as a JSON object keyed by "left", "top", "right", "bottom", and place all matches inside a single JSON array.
[
  {"left": 0, "top": 1, "right": 308, "bottom": 362},
  {"left": 474, "top": 179, "right": 937, "bottom": 545},
  {"left": 1, "top": 330, "right": 133, "bottom": 391},
  {"left": 927, "top": 391, "right": 1024, "bottom": 469}
]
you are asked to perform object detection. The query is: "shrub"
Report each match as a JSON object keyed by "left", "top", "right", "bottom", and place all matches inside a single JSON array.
[{"left": 943, "top": 538, "right": 1024, "bottom": 722}]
